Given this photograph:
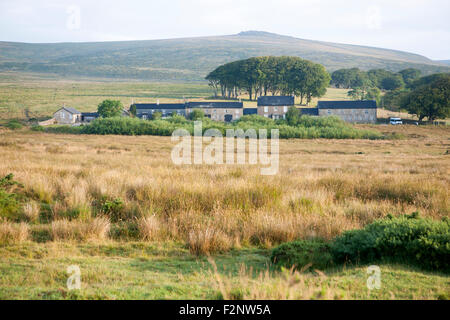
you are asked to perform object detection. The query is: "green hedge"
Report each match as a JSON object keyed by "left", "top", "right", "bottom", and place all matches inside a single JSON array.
[
  {"left": 46, "top": 115, "right": 384, "bottom": 140},
  {"left": 271, "top": 214, "right": 450, "bottom": 272}
]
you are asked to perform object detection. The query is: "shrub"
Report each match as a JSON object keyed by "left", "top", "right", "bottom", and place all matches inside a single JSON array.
[
  {"left": 5, "top": 120, "right": 23, "bottom": 130},
  {"left": 271, "top": 239, "right": 334, "bottom": 271},
  {"left": 271, "top": 214, "right": 449, "bottom": 272},
  {"left": 31, "top": 125, "right": 44, "bottom": 132},
  {"left": 0, "top": 174, "right": 24, "bottom": 221},
  {"left": 96, "top": 197, "right": 125, "bottom": 222},
  {"left": 331, "top": 213, "right": 449, "bottom": 272}
]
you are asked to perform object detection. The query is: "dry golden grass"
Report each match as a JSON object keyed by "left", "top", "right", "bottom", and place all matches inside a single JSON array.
[
  {"left": 0, "top": 125, "right": 448, "bottom": 254},
  {"left": 137, "top": 215, "right": 161, "bottom": 241},
  {"left": 50, "top": 217, "right": 110, "bottom": 241},
  {"left": 0, "top": 221, "right": 30, "bottom": 243}
]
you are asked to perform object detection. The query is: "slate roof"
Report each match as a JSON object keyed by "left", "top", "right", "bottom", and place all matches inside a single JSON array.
[
  {"left": 317, "top": 100, "right": 377, "bottom": 109},
  {"left": 187, "top": 102, "right": 243, "bottom": 109},
  {"left": 134, "top": 103, "right": 186, "bottom": 110},
  {"left": 257, "top": 96, "right": 294, "bottom": 106},
  {"left": 299, "top": 108, "right": 319, "bottom": 116},
  {"left": 55, "top": 107, "right": 81, "bottom": 115},
  {"left": 243, "top": 108, "right": 258, "bottom": 115},
  {"left": 81, "top": 112, "right": 99, "bottom": 117}
]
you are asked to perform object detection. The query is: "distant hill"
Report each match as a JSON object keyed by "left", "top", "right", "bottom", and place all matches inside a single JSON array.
[
  {"left": 436, "top": 60, "right": 450, "bottom": 66},
  {"left": 0, "top": 31, "right": 448, "bottom": 81}
]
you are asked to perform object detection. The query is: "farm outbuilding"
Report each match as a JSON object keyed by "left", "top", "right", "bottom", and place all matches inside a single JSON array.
[
  {"left": 53, "top": 107, "right": 81, "bottom": 125},
  {"left": 317, "top": 100, "right": 377, "bottom": 124}
]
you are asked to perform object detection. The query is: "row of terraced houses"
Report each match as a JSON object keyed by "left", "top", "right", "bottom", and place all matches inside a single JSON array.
[
  {"left": 132, "top": 97, "right": 377, "bottom": 123},
  {"left": 49, "top": 97, "right": 377, "bottom": 125}
]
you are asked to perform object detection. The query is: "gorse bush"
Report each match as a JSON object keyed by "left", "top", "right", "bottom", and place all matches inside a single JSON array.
[
  {"left": 272, "top": 214, "right": 450, "bottom": 272},
  {"left": 331, "top": 213, "right": 449, "bottom": 272},
  {"left": 49, "top": 115, "right": 384, "bottom": 140},
  {"left": 5, "top": 119, "right": 23, "bottom": 130},
  {"left": 0, "top": 174, "right": 24, "bottom": 221},
  {"left": 271, "top": 239, "right": 334, "bottom": 270}
]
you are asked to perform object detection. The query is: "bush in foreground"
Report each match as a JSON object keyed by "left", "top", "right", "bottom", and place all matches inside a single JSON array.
[
  {"left": 271, "top": 214, "right": 450, "bottom": 272},
  {"left": 331, "top": 213, "right": 449, "bottom": 271},
  {"left": 271, "top": 239, "right": 334, "bottom": 270}
]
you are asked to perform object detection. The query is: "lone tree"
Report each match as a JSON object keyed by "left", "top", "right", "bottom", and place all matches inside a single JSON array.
[
  {"left": 285, "top": 106, "right": 300, "bottom": 126},
  {"left": 152, "top": 112, "right": 162, "bottom": 120},
  {"left": 401, "top": 77, "right": 449, "bottom": 121},
  {"left": 189, "top": 109, "right": 205, "bottom": 120},
  {"left": 129, "top": 104, "right": 137, "bottom": 117},
  {"left": 98, "top": 100, "right": 123, "bottom": 118}
]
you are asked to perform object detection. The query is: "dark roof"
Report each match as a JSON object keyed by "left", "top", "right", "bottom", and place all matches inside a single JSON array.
[
  {"left": 257, "top": 96, "right": 294, "bottom": 106},
  {"left": 56, "top": 107, "right": 81, "bottom": 115},
  {"left": 81, "top": 112, "right": 99, "bottom": 117},
  {"left": 243, "top": 108, "right": 258, "bottom": 115},
  {"left": 187, "top": 102, "right": 243, "bottom": 109},
  {"left": 134, "top": 103, "right": 186, "bottom": 110},
  {"left": 299, "top": 108, "right": 319, "bottom": 116},
  {"left": 317, "top": 100, "right": 377, "bottom": 109}
]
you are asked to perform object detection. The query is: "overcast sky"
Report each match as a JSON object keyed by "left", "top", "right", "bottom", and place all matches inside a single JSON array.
[{"left": 0, "top": 0, "right": 448, "bottom": 60}]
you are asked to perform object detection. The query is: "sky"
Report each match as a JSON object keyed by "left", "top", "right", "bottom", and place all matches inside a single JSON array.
[{"left": 0, "top": 0, "right": 449, "bottom": 60}]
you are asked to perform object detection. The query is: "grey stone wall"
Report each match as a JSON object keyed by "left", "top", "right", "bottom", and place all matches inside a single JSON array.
[{"left": 318, "top": 108, "right": 377, "bottom": 124}]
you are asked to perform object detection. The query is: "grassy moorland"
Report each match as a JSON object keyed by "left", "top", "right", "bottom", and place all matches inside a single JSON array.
[
  {"left": 0, "top": 73, "right": 353, "bottom": 120},
  {"left": 1, "top": 31, "right": 448, "bottom": 81},
  {"left": 0, "top": 124, "right": 448, "bottom": 299}
]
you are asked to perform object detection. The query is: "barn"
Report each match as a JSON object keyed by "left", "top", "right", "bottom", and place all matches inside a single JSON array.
[{"left": 317, "top": 100, "right": 377, "bottom": 124}]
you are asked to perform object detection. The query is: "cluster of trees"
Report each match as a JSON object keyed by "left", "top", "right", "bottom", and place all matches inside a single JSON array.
[
  {"left": 206, "top": 56, "right": 331, "bottom": 104},
  {"left": 399, "top": 74, "right": 450, "bottom": 121},
  {"left": 332, "top": 67, "right": 449, "bottom": 121},
  {"left": 331, "top": 67, "right": 421, "bottom": 91},
  {"left": 331, "top": 67, "right": 423, "bottom": 105}
]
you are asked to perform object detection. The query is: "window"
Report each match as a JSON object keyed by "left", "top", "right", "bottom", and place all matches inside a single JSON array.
[
  {"left": 274, "top": 107, "right": 278, "bottom": 112},
  {"left": 264, "top": 107, "right": 268, "bottom": 113},
  {"left": 284, "top": 106, "right": 288, "bottom": 113},
  {"left": 61, "top": 112, "right": 65, "bottom": 119},
  {"left": 327, "top": 110, "right": 331, "bottom": 115},
  {"left": 235, "top": 110, "right": 239, "bottom": 114}
]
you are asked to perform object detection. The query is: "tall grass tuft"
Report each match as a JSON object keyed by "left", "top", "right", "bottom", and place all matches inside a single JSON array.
[
  {"left": 0, "top": 221, "right": 29, "bottom": 243},
  {"left": 187, "top": 226, "right": 232, "bottom": 256},
  {"left": 137, "top": 215, "right": 161, "bottom": 241},
  {"left": 51, "top": 217, "right": 110, "bottom": 241}
]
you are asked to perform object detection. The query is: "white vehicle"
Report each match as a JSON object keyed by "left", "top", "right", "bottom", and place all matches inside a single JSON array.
[{"left": 390, "top": 117, "right": 403, "bottom": 125}]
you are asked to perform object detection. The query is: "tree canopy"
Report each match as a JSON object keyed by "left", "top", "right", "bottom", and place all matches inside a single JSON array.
[
  {"left": 401, "top": 76, "right": 450, "bottom": 121},
  {"left": 206, "top": 56, "right": 330, "bottom": 104},
  {"left": 97, "top": 100, "right": 123, "bottom": 118}
]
